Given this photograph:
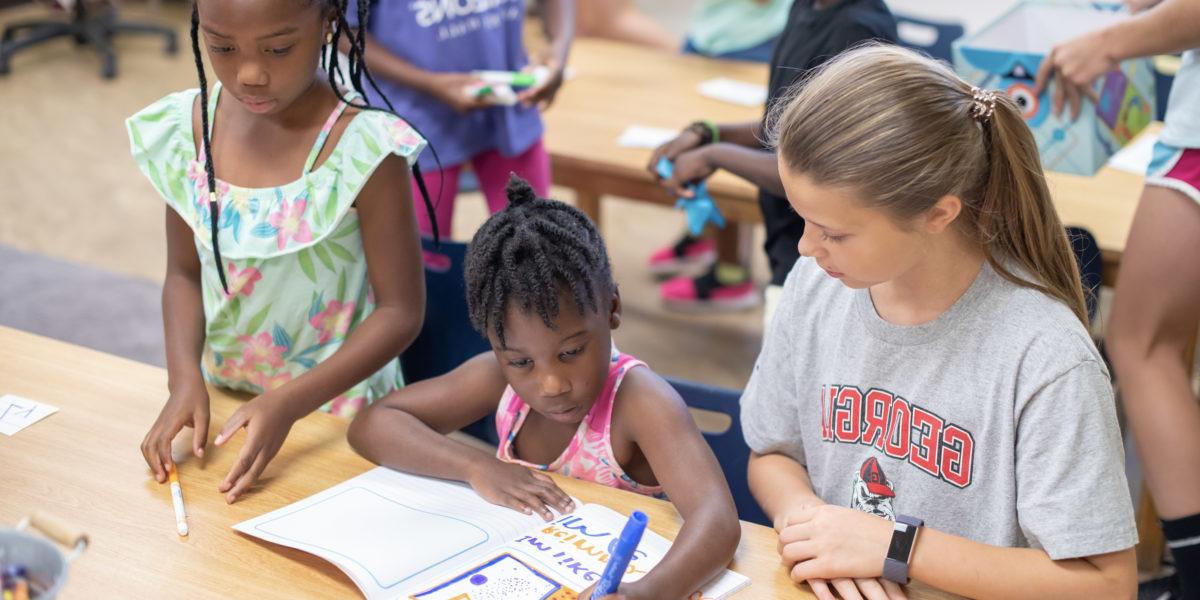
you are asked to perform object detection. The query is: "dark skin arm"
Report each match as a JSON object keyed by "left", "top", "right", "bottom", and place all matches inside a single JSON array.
[
  {"left": 580, "top": 369, "right": 742, "bottom": 600},
  {"left": 348, "top": 352, "right": 575, "bottom": 519},
  {"left": 646, "top": 120, "right": 782, "bottom": 199},
  {"left": 519, "top": 0, "right": 575, "bottom": 110},
  {"left": 213, "top": 152, "right": 426, "bottom": 502},
  {"left": 140, "top": 207, "right": 211, "bottom": 483}
]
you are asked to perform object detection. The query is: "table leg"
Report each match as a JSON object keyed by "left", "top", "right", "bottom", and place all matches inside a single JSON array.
[
  {"left": 716, "top": 223, "right": 753, "bottom": 267},
  {"left": 576, "top": 190, "right": 602, "bottom": 229}
]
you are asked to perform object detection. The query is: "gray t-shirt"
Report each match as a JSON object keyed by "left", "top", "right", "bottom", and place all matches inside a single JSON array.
[{"left": 742, "top": 258, "right": 1137, "bottom": 560}]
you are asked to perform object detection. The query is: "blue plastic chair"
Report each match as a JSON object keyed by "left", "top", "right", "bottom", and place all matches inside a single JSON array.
[
  {"left": 666, "top": 377, "right": 769, "bottom": 526},
  {"left": 1066, "top": 226, "right": 1102, "bottom": 323},
  {"left": 400, "top": 238, "right": 497, "bottom": 444},
  {"left": 894, "top": 12, "right": 965, "bottom": 65}
]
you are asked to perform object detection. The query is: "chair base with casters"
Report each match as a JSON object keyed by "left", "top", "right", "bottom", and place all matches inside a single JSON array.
[{"left": 0, "top": 1, "right": 177, "bottom": 79}]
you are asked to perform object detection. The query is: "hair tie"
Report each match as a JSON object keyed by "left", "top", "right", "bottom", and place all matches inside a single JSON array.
[{"left": 970, "top": 86, "right": 998, "bottom": 124}]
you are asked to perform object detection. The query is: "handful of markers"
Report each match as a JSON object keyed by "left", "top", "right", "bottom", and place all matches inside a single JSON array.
[
  {"left": 463, "top": 67, "right": 551, "bottom": 106},
  {"left": 0, "top": 564, "right": 33, "bottom": 600}
]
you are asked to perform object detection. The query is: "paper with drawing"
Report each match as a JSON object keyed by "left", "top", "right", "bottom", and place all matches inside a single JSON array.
[{"left": 234, "top": 467, "right": 749, "bottom": 599}]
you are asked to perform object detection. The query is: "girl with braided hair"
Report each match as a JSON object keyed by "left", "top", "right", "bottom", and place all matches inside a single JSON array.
[
  {"left": 128, "top": 0, "right": 433, "bottom": 502},
  {"left": 349, "top": 176, "right": 741, "bottom": 600}
]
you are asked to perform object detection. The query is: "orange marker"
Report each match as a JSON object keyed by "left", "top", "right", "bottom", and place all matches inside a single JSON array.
[{"left": 168, "top": 465, "right": 189, "bottom": 536}]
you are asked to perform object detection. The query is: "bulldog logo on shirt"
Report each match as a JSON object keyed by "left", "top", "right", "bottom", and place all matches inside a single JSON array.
[{"left": 851, "top": 457, "right": 896, "bottom": 520}]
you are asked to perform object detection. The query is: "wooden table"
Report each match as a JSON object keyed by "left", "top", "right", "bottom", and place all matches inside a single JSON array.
[
  {"left": 0, "top": 326, "right": 961, "bottom": 598},
  {"left": 0, "top": 325, "right": 949, "bottom": 599},
  {"left": 543, "top": 37, "right": 1149, "bottom": 285}
]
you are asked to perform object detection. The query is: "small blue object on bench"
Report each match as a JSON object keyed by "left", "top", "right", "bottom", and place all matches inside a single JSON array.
[
  {"left": 894, "top": 12, "right": 965, "bottom": 64},
  {"left": 666, "top": 377, "right": 769, "bottom": 526},
  {"left": 400, "top": 238, "right": 497, "bottom": 445}
]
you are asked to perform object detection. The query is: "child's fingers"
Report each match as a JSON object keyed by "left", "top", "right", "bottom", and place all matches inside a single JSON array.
[
  {"left": 529, "top": 485, "right": 569, "bottom": 517},
  {"left": 779, "top": 540, "right": 816, "bottom": 565},
  {"left": 852, "top": 578, "right": 891, "bottom": 600},
  {"left": 1033, "top": 52, "right": 1054, "bottom": 97},
  {"left": 777, "top": 521, "right": 810, "bottom": 544},
  {"left": 808, "top": 579, "right": 837, "bottom": 600},
  {"left": 192, "top": 408, "right": 209, "bottom": 458},
  {"left": 790, "top": 559, "right": 825, "bottom": 586},
  {"left": 214, "top": 408, "right": 249, "bottom": 447},
  {"left": 220, "top": 439, "right": 258, "bottom": 493},
  {"left": 516, "top": 489, "right": 555, "bottom": 521},
  {"left": 140, "top": 430, "right": 167, "bottom": 482},
  {"left": 1065, "top": 83, "right": 1082, "bottom": 122},
  {"left": 830, "top": 578, "right": 865, "bottom": 600},
  {"left": 1053, "top": 77, "right": 1066, "bottom": 117},
  {"left": 529, "top": 474, "right": 573, "bottom": 511},
  {"left": 880, "top": 578, "right": 908, "bottom": 600},
  {"left": 502, "top": 493, "right": 535, "bottom": 516},
  {"left": 225, "top": 450, "right": 269, "bottom": 503}
]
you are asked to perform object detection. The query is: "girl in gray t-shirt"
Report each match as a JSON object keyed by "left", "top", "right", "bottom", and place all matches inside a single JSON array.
[{"left": 741, "top": 45, "right": 1137, "bottom": 600}]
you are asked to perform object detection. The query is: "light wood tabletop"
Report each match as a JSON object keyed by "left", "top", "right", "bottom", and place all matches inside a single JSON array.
[
  {"left": 0, "top": 326, "right": 961, "bottom": 598},
  {"left": 542, "top": 37, "right": 1150, "bottom": 285}
]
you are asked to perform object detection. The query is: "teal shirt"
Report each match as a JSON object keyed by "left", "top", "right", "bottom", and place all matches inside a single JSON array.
[{"left": 689, "top": 0, "right": 791, "bottom": 56}]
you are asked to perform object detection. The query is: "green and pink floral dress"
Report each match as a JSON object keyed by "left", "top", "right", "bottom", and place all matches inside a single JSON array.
[{"left": 126, "top": 82, "right": 426, "bottom": 418}]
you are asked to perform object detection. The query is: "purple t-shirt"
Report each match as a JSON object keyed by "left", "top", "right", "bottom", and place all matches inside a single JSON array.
[{"left": 349, "top": 0, "right": 544, "bottom": 169}]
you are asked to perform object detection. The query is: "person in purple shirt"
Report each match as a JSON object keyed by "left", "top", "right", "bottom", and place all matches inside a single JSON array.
[{"left": 349, "top": 1, "right": 574, "bottom": 238}]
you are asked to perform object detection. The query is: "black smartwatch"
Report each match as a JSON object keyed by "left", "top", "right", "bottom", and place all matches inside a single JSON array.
[{"left": 882, "top": 514, "right": 923, "bottom": 584}]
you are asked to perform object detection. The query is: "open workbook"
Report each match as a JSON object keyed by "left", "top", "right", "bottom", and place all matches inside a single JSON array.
[{"left": 234, "top": 467, "right": 750, "bottom": 599}]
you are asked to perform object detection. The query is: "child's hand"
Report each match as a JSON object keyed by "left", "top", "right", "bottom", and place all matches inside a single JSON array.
[
  {"left": 518, "top": 55, "right": 565, "bottom": 110},
  {"left": 1033, "top": 28, "right": 1114, "bottom": 120},
  {"left": 660, "top": 146, "right": 716, "bottom": 199},
  {"left": 807, "top": 578, "right": 908, "bottom": 600},
  {"left": 213, "top": 392, "right": 297, "bottom": 503},
  {"left": 141, "top": 382, "right": 210, "bottom": 483},
  {"left": 773, "top": 496, "right": 827, "bottom": 533},
  {"left": 647, "top": 129, "right": 704, "bottom": 180},
  {"left": 466, "top": 460, "right": 574, "bottom": 520},
  {"left": 777, "top": 504, "right": 893, "bottom": 583},
  {"left": 426, "top": 72, "right": 492, "bottom": 113}
]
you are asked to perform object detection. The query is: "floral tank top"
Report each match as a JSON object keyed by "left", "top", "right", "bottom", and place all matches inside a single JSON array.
[{"left": 126, "top": 82, "right": 426, "bottom": 417}]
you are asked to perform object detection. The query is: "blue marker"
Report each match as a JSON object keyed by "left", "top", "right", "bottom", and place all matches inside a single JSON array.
[{"left": 591, "top": 510, "right": 648, "bottom": 599}]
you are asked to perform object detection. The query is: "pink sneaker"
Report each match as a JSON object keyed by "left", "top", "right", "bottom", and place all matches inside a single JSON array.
[
  {"left": 660, "top": 263, "right": 759, "bottom": 312},
  {"left": 647, "top": 235, "right": 717, "bottom": 277}
]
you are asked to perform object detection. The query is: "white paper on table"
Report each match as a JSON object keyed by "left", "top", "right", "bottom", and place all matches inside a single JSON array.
[
  {"left": 697, "top": 78, "right": 767, "bottom": 107},
  {"left": 1106, "top": 129, "right": 1159, "bottom": 175},
  {"left": 616, "top": 125, "right": 678, "bottom": 149},
  {"left": 0, "top": 394, "right": 59, "bottom": 435}
]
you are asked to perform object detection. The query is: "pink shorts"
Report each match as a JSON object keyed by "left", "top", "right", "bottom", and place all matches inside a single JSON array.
[
  {"left": 1146, "top": 141, "right": 1200, "bottom": 205},
  {"left": 410, "top": 139, "right": 551, "bottom": 238}
]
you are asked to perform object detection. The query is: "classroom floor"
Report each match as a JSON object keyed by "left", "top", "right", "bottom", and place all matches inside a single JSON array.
[{"left": 0, "top": 1, "right": 769, "bottom": 389}]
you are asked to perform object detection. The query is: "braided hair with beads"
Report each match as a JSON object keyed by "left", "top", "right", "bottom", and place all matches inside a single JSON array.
[
  {"left": 187, "top": 0, "right": 442, "bottom": 293},
  {"left": 464, "top": 175, "right": 615, "bottom": 349}
]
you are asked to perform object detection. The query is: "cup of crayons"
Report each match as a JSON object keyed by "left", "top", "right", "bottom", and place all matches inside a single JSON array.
[{"left": 0, "top": 513, "right": 88, "bottom": 600}]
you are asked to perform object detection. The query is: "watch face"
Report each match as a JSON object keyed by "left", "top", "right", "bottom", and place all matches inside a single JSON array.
[{"left": 887, "top": 523, "right": 917, "bottom": 562}]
